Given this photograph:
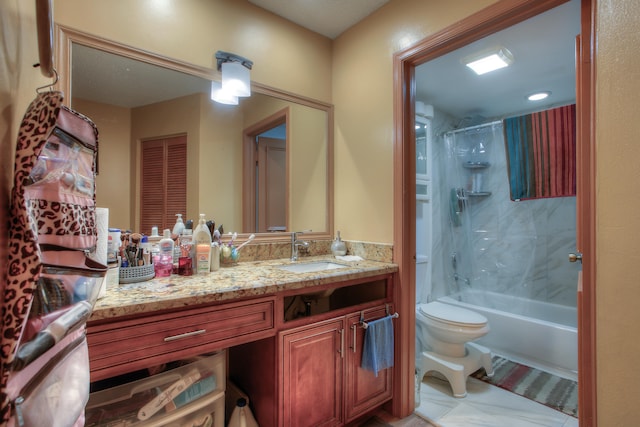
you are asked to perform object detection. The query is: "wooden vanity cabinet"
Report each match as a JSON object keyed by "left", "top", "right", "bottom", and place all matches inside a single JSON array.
[
  {"left": 280, "top": 304, "right": 394, "bottom": 426},
  {"left": 281, "top": 317, "right": 345, "bottom": 427},
  {"left": 344, "top": 305, "right": 394, "bottom": 422},
  {"left": 229, "top": 275, "right": 394, "bottom": 427},
  {"left": 87, "top": 296, "right": 276, "bottom": 381}
]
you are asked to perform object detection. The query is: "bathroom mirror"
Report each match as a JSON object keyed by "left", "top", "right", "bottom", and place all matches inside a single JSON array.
[{"left": 56, "top": 25, "right": 333, "bottom": 243}]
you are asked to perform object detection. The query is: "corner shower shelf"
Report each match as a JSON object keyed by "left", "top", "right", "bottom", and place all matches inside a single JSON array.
[
  {"left": 466, "top": 191, "right": 492, "bottom": 197},
  {"left": 462, "top": 161, "right": 491, "bottom": 169}
]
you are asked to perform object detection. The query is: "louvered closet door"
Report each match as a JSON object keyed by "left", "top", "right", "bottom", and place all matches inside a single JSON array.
[{"left": 140, "top": 135, "right": 187, "bottom": 235}]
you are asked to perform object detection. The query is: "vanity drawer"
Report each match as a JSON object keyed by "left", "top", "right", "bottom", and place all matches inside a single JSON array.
[{"left": 88, "top": 297, "right": 275, "bottom": 381}]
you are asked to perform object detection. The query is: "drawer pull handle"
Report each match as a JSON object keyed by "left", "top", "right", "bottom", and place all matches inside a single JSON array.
[{"left": 164, "top": 329, "right": 206, "bottom": 342}]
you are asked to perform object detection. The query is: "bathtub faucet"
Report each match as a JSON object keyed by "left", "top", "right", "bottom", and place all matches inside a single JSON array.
[{"left": 453, "top": 273, "right": 471, "bottom": 286}]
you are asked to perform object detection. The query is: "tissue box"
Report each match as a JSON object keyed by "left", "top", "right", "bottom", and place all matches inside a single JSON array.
[{"left": 86, "top": 351, "right": 225, "bottom": 426}]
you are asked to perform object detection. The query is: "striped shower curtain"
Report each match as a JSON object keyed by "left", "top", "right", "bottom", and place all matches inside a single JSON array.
[{"left": 503, "top": 104, "right": 576, "bottom": 201}]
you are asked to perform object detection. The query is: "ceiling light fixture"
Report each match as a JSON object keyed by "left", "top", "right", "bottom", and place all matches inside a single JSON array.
[
  {"left": 464, "top": 47, "right": 514, "bottom": 75},
  {"left": 527, "top": 91, "right": 551, "bottom": 101}
]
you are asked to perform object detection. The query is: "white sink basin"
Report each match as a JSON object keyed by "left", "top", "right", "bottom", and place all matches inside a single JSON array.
[{"left": 276, "top": 261, "right": 347, "bottom": 274}]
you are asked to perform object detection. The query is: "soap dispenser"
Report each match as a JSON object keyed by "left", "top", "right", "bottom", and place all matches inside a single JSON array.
[
  {"left": 331, "top": 231, "right": 347, "bottom": 256},
  {"left": 172, "top": 213, "right": 185, "bottom": 236}
]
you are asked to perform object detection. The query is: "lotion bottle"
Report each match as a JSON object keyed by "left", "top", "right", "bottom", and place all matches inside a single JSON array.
[
  {"left": 155, "top": 229, "right": 174, "bottom": 277},
  {"left": 193, "top": 214, "right": 212, "bottom": 274}
]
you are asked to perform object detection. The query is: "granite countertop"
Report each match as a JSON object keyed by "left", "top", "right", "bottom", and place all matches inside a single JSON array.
[{"left": 90, "top": 256, "right": 398, "bottom": 321}]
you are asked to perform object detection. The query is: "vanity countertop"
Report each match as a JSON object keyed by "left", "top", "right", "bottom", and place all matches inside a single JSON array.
[{"left": 90, "top": 256, "right": 397, "bottom": 321}]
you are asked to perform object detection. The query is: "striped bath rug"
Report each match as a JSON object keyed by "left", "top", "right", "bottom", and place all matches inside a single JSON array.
[{"left": 471, "top": 356, "right": 578, "bottom": 417}]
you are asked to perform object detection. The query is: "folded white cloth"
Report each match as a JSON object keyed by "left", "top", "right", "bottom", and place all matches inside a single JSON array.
[{"left": 335, "top": 255, "right": 363, "bottom": 262}]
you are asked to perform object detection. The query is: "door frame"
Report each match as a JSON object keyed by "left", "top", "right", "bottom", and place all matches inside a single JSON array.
[
  {"left": 391, "top": 0, "right": 597, "bottom": 423},
  {"left": 242, "top": 107, "right": 289, "bottom": 233},
  {"left": 256, "top": 136, "right": 286, "bottom": 232}
]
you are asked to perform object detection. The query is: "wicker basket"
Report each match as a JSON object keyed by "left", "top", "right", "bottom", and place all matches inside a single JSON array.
[{"left": 119, "top": 264, "right": 155, "bottom": 284}]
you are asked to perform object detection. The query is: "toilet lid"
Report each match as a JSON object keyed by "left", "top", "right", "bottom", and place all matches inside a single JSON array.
[{"left": 418, "top": 301, "right": 487, "bottom": 326}]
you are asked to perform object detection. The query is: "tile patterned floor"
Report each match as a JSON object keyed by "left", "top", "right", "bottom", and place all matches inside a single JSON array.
[
  {"left": 414, "top": 375, "right": 580, "bottom": 427},
  {"left": 361, "top": 366, "right": 580, "bottom": 427}
]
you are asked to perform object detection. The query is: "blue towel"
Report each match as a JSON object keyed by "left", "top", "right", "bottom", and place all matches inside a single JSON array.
[{"left": 361, "top": 315, "right": 394, "bottom": 377}]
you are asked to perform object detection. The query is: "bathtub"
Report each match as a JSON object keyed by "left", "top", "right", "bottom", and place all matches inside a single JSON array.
[{"left": 438, "top": 290, "right": 577, "bottom": 380}]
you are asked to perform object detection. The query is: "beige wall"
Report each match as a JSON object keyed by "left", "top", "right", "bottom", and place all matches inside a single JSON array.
[
  {"left": 199, "top": 94, "right": 244, "bottom": 232},
  {"left": 54, "top": 0, "right": 332, "bottom": 103},
  {"left": 241, "top": 96, "right": 328, "bottom": 233},
  {"left": 73, "top": 98, "right": 132, "bottom": 229},
  {"left": 332, "top": 0, "right": 496, "bottom": 244},
  {"left": 595, "top": 0, "right": 640, "bottom": 424},
  {"left": 287, "top": 105, "right": 328, "bottom": 233},
  {"left": 132, "top": 94, "right": 204, "bottom": 232}
]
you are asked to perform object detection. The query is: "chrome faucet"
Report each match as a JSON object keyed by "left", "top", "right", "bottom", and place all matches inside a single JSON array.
[{"left": 291, "top": 231, "right": 310, "bottom": 261}]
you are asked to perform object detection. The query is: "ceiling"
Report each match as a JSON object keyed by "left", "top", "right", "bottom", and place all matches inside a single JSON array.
[
  {"left": 415, "top": 0, "right": 580, "bottom": 121},
  {"left": 248, "top": 0, "right": 390, "bottom": 39},
  {"left": 72, "top": 0, "right": 580, "bottom": 121}
]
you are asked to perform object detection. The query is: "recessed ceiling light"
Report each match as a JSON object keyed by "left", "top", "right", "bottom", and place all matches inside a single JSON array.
[
  {"left": 464, "top": 47, "right": 514, "bottom": 75},
  {"left": 527, "top": 91, "right": 551, "bottom": 101}
]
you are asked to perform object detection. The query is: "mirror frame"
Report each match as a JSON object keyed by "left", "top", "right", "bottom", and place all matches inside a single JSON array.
[{"left": 55, "top": 24, "right": 334, "bottom": 245}]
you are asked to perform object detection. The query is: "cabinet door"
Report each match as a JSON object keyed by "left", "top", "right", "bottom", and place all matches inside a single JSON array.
[
  {"left": 344, "top": 306, "right": 393, "bottom": 422},
  {"left": 281, "top": 318, "right": 344, "bottom": 427}
]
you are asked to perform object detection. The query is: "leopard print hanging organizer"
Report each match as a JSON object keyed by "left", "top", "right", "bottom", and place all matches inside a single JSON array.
[{"left": 0, "top": 91, "right": 105, "bottom": 425}]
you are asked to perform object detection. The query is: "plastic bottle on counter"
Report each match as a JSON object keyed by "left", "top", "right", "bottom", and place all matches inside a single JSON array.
[
  {"left": 154, "top": 229, "right": 174, "bottom": 277},
  {"left": 178, "top": 229, "right": 194, "bottom": 276},
  {"left": 172, "top": 213, "right": 185, "bottom": 235},
  {"left": 180, "top": 229, "right": 193, "bottom": 257},
  {"left": 139, "top": 235, "right": 151, "bottom": 265},
  {"left": 148, "top": 226, "right": 161, "bottom": 254},
  {"left": 193, "top": 214, "right": 212, "bottom": 274},
  {"left": 228, "top": 398, "right": 259, "bottom": 427},
  {"left": 210, "top": 242, "right": 220, "bottom": 272}
]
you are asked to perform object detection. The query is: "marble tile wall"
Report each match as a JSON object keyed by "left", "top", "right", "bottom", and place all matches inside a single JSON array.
[{"left": 424, "top": 114, "right": 579, "bottom": 308}]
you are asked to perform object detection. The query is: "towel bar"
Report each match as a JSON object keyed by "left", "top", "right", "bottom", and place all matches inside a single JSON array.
[{"left": 360, "top": 312, "right": 398, "bottom": 329}]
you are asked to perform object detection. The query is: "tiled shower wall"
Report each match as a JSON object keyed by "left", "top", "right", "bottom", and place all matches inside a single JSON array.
[{"left": 427, "top": 113, "right": 580, "bottom": 309}]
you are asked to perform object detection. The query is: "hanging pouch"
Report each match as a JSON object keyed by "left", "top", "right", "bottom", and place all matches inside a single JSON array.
[
  {"left": 17, "top": 247, "right": 106, "bottom": 368},
  {"left": 7, "top": 329, "right": 90, "bottom": 427},
  {"left": 2, "top": 92, "right": 102, "bottom": 425},
  {"left": 23, "top": 123, "right": 98, "bottom": 250}
]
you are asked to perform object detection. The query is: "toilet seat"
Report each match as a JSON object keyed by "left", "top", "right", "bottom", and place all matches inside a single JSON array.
[{"left": 418, "top": 301, "right": 487, "bottom": 327}]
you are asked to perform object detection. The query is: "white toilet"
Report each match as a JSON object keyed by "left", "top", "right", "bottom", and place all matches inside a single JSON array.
[{"left": 416, "top": 301, "right": 493, "bottom": 397}]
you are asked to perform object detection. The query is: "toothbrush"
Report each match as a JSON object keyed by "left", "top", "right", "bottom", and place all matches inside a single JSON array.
[
  {"left": 229, "top": 232, "right": 237, "bottom": 247},
  {"left": 235, "top": 234, "right": 255, "bottom": 252}
]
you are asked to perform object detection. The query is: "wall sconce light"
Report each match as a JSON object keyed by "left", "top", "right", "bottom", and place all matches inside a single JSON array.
[
  {"left": 463, "top": 47, "right": 514, "bottom": 75},
  {"left": 211, "top": 51, "right": 253, "bottom": 104},
  {"left": 211, "top": 80, "right": 238, "bottom": 105}
]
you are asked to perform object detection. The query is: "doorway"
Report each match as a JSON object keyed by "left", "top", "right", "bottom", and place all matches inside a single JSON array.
[
  {"left": 256, "top": 133, "right": 286, "bottom": 232},
  {"left": 242, "top": 108, "right": 289, "bottom": 233},
  {"left": 393, "top": 0, "right": 595, "bottom": 423}
]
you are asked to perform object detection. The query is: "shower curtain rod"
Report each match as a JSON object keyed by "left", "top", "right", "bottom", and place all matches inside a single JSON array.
[{"left": 446, "top": 119, "right": 502, "bottom": 136}]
